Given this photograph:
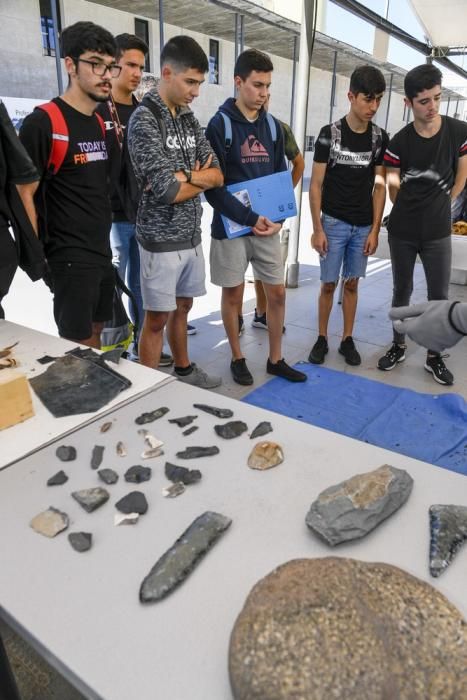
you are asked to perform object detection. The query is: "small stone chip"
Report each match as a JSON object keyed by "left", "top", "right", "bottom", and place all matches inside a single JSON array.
[
  {"left": 162, "top": 482, "right": 186, "bottom": 498},
  {"left": 124, "top": 465, "right": 152, "bottom": 483},
  {"left": 98, "top": 468, "right": 119, "bottom": 485},
  {"left": 115, "top": 491, "right": 148, "bottom": 515},
  {"left": 30, "top": 507, "right": 69, "bottom": 538},
  {"left": 47, "top": 470, "right": 68, "bottom": 486},
  {"left": 68, "top": 532, "right": 92, "bottom": 552},
  {"left": 114, "top": 512, "right": 140, "bottom": 526},
  {"left": 56, "top": 445, "right": 77, "bottom": 462},
  {"left": 91, "top": 445, "right": 105, "bottom": 469},
  {"left": 72, "top": 487, "right": 110, "bottom": 513}
]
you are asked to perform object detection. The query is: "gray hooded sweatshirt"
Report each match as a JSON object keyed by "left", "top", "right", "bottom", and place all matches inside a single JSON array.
[{"left": 127, "top": 89, "right": 219, "bottom": 252}]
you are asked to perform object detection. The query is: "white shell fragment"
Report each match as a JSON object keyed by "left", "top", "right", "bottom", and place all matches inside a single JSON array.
[
  {"left": 141, "top": 447, "right": 164, "bottom": 459},
  {"left": 114, "top": 512, "right": 140, "bottom": 526},
  {"left": 162, "top": 482, "right": 186, "bottom": 498},
  {"left": 116, "top": 441, "right": 127, "bottom": 457}
]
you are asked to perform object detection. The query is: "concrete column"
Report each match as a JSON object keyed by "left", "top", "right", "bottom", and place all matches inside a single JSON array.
[
  {"left": 159, "top": 0, "right": 164, "bottom": 54},
  {"left": 385, "top": 72, "right": 393, "bottom": 131},
  {"left": 329, "top": 50, "right": 337, "bottom": 123},
  {"left": 239, "top": 15, "right": 245, "bottom": 54},
  {"left": 285, "top": 0, "right": 314, "bottom": 289},
  {"left": 51, "top": 0, "right": 63, "bottom": 94},
  {"left": 289, "top": 35, "right": 298, "bottom": 129}
]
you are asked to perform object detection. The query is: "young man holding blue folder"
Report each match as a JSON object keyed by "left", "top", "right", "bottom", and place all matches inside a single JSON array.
[{"left": 205, "top": 49, "right": 306, "bottom": 386}]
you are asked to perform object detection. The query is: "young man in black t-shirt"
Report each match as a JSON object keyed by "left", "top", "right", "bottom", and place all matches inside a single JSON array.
[
  {"left": 20, "top": 22, "right": 117, "bottom": 348},
  {"left": 309, "top": 66, "right": 388, "bottom": 366},
  {"left": 378, "top": 64, "right": 467, "bottom": 385}
]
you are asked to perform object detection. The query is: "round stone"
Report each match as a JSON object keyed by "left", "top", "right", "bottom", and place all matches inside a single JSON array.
[{"left": 229, "top": 557, "right": 467, "bottom": 700}]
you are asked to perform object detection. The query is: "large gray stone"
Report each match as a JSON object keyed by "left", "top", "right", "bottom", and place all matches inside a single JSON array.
[
  {"left": 305, "top": 464, "right": 413, "bottom": 545},
  {"left": 229, "top": 557, "right": 467, "bottom": 700}
]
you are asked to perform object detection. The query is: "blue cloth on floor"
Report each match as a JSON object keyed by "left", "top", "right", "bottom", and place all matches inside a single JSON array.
[{"left": 243, "top": 364, "right": 467, "bottom": 475}]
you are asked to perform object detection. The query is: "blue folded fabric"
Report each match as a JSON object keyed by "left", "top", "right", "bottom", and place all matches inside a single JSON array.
[{"left": 243, "top": 365, "right": 467, "bottom": 476}]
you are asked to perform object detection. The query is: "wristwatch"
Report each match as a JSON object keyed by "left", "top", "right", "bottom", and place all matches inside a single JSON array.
[{"left": 183, "top": 168, "right": 192, "bottom": 183}]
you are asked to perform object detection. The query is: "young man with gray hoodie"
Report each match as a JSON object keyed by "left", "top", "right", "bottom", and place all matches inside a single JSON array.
[{"left": 127, "top": 36, "right": 223, "bottom": 388}]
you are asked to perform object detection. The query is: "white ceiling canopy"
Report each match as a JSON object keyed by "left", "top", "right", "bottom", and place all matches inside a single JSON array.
[{"left": 408, "top": 0, "right": 467, "bottom": 48}]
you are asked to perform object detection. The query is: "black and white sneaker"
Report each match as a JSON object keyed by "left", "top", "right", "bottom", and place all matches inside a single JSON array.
[
  {"left": 424, "top": 354, "right": 454, "bottom": 386},
  {"left": 377, "top": 343, "right": 406, "bottom": 371}
]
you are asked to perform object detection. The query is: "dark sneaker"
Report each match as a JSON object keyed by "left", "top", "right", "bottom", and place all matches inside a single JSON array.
[
  {"left": 267, "top": 358, "right": 307, "bottom": 382},
  {"left": 238, "top": 315, "right": 245, "bottom": 336},
  {"left": 252, "top": 309, "right": 286, "bottom": 333},
  {"left": 424, "top": 354, "right": 454, "bottom": 386},
  {"left": 338, "top": 336, "right": 361, "bottom": 366},
  {"left": 230, "top": 358, "right": 254, "bottom": 385},
  {"left": 174, "top": 363, "right": 221, "bottom": 389},
  {"left": 377, "top": 342, "right": 406, "bottom": 371},
  {"left": 308, "top": 335, "right": 328, "bottom": 364},
  {"left": 159, "top": 351, "right": 174, "bottom": 367},
  {"left": 252, "top": 310, "right": 268, "bottom": 330},
  {"left": 187, "top": 324, "right": 197, "bottom": 336}
]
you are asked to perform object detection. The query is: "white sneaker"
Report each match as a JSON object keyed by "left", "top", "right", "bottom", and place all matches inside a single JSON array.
[{"left": 173, "top": 363, "right": 222, "bottom": 389}]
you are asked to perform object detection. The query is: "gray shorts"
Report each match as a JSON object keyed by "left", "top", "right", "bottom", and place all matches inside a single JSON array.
[
  {"left": 210, "top": 234, "right": 284, "bottom": 288},
  {"left": 139, "top": 244, "right": 206, "bottom": 312}
]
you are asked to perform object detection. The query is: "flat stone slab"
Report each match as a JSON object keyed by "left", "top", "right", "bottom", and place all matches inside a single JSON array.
[
  {"left": 30, "top": 507, "right": 69, "bottom": 538},
  {"left": 229, "top": 557, "right": 467, "bottom": 700},
  {"left": 72, "top": 487, "right": 110, "bottom": 513},
  {"left": 305, "top": 464, "right": 413, "bottom": 546}
]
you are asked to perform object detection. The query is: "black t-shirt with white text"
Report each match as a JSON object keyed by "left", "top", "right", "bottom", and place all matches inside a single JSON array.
[
  {"left": 384, "top": 116, "right": 467, "bottom": 240},
  {"left": 314, "top": 117, "right": 388, "bottom": 226},
  {"left": 19, "top": 97, "right": 112, "bottom": 263},
  {"left": 96, "top": 100, "right": 136, "bottom": 221}
]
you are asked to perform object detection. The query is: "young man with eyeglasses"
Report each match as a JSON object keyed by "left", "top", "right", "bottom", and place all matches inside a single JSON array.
[{"left": 20, "top": 21, "right": 117, "bottom": 348}]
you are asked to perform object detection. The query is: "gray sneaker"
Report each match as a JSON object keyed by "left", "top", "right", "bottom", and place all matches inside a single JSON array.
[{"left": 173, "top": 363, "right": 222, "bottom": 389}]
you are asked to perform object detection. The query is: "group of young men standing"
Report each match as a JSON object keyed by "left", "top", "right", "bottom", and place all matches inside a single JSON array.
[{"left": 12, "top": 20, "right": 467, "bottom": 391}]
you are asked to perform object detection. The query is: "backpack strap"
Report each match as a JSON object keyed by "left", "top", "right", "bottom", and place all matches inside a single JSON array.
[
  {"left": 219, "top": 111, "right": 232, "bottom": 151},
  {"left": 328, "top": 119, "right": 342, "bottom": 168},
  {"left": 266, "top": 112, "right": 277, "bottom": 143},
  {"left": 95, "top": 111, "right": 106, "bottom": 140},
  {"left": 36, "top": 102, "right": 69, "bottom": 175}
]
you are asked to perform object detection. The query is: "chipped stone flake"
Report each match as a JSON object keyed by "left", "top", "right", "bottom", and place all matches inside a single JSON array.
[
  {"left": 162, "top": 482, "right": 186, "bottom": 498},
  {"left": 193, "top": 403, "right": 233, "bottom": 419},
  {"left": 135, "top": 407, "right": 169, "bottom": 425},
  {"left": 114, "top": 512, "right": 140, "bottom": 526},
  {"left": 248, "top": 442, "right": 284, "bottom": 470},
  {"left": 429, "top": 504, "right": 467, "bottom": 577},
  {"left": 215, "top": 421, "right": 248, "bottom": 439},
  {"left": 72, "top": 487, "right": 110, "bottom": 513},
  {"left": 116, "top": 441, "right": 127, "bottom": 457},
  {"left": 176, "top": 445, "right": 220, "bottom": 459},
  {"left": 30, "top": 507, "right": 69, "bottom": 538},
  {"left": 68, "top": 532, "right": 92, "bottom": 552}
]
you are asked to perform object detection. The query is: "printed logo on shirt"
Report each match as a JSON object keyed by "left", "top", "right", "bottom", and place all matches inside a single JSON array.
[
  {"left": 73, "top": 140, "right": 108, "bottom": 165},
  {"left": 166, "top": 134, "right": 196, "bottom": 149},
  {"left": 334, "top": 149, "right": 373, "bottom": 167},
  {"left": 240, "top": 135, "right": 270, "bottom": 163}
]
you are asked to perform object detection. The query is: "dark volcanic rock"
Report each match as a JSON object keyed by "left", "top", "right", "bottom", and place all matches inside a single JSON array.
[
  {"left": 47, "top": 470, "right": 68, "bottom": 486},
  {"left": 72, "top": 487, "right": 110, "bottom": 513},
  {"left": 176, "top": 446, "right": 220, "bottom": 459},
  {"left": 250, "top": 421, "right": 273, "bottom": 439},
  {"left": 429, "top": 504, "right": 467, "bottom": 577},
  {"left": 135, "top": 407, "right": 169, "bottom": 425},
  {"left": 182, "top": 426, "right": 199, "bottom": 436},
  {"left": 98, "top": 468, "right": 119, "bottom": 485},
  {"left": 139, "top": 511, "right": 232, "bottom": 603},
  {"left": 124, "top": 465, "right": 152, "bottom": 483},
  {"left": 56, "top": 445, "right": 76, "bottom": 462},
  {"left": 91, "top": 445, "right": 105, "bottom": 469},
  {"left": 193, "top": 403, "right": 233, "bottom": 419},
  {"left": 305, "top": 464, "right": 413, "bottom": 546},
  {"left": 165, "top": 462, "right": 202, "bottom": 485},
  {"left": 215, "top": 421, "right": 248, "bottom": 439},
  {"left": 68, "top": 532, "right": 92, "bottom": 552},
  {"left": 229, "top": 558, "right": 467, "bottom": 700},
  {"left": 169, "top": 415, "right": 198, "bottom": 428},
  {"left": 115, "top": 491, "right": 148, "bottom": 515}
]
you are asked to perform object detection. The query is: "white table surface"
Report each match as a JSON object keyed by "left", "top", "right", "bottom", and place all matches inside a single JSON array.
[
  {"left": 0, "top": 380, "right": 466, "bottom": 700},
  {"left": 0, "top": 321, "right": 172, "bottom": 470}
]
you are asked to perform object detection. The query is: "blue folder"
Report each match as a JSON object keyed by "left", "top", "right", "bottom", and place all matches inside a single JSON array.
[{"left": 221, "top": 170, "right": 297, "bottom": 239}]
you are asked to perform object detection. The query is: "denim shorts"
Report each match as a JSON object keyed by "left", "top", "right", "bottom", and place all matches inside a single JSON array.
[{"left": 319, "top": 214, "right": 371, "bottom": 283}]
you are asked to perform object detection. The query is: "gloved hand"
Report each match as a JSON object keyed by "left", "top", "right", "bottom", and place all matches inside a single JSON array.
[{"left": 389, "top": 301, "right": 467, "bottom": 352}]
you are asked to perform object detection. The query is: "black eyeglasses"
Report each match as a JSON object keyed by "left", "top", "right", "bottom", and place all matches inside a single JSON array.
[{"left": 74, "top": 58, "right": 121, "bottom": 78}]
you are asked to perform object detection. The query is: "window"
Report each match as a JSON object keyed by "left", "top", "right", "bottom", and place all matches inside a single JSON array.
[
  {"left": 135, "top": 18, "right": 150, "bottom": 72},
  {"left": 209, "top": 39, "right": 220, "bottom": 85},
  {"left": 39, "top": 0, "right": 61, "bottom": 57}
]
